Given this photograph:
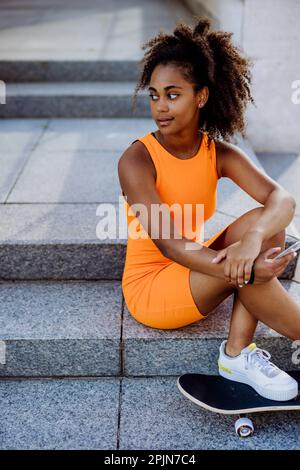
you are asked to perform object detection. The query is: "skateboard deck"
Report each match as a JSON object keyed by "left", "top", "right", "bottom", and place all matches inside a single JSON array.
[{"left": 177, "top": 371, "right": 300, "bottom": 414}]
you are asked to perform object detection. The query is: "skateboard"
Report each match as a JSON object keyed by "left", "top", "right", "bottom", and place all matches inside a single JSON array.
[{"left": 177, "top": 371, "right": 300, "bottom": 437}]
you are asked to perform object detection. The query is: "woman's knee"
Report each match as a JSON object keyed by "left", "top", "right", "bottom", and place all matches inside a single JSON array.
[
  {"left": 189, "top": 269, "right": 236, "bottom": 316},
  {"left": 285, "top": 319, "right": 300, "bottom": 341},
  {"left": 209, "top": 208, "right": 286, "bottom": 252},
  {"left": 260, "top": 228, "right": 286, "bottom": 252}
]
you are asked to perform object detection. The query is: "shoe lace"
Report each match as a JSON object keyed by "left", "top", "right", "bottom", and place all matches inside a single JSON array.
[{"left": 244, "top": 348, "right": 281, "bottom": 378}]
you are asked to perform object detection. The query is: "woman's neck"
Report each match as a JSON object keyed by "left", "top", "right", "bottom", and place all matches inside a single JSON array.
[{"left": 154, "top": 129, "right": 203, "bottom": 159}]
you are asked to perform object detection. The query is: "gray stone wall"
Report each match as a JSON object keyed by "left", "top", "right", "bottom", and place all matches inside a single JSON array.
[{"left": 184, "top": 0, "right": 300, "bottom": 153}]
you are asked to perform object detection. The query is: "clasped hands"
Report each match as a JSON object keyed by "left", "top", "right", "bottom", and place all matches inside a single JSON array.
[{"left": 211, "top": 234, "right": 262, "bottom": 287}]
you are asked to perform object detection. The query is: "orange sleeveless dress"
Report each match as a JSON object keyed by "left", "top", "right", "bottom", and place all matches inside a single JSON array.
[{"left": 121, "top": 130, "right": 231, "bottom": 330}]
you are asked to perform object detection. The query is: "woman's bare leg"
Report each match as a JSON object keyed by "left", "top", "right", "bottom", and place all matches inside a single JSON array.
[
  {"left": 207, "top": 208, "right": 296, "bottom": 356},
  {"left": 190, "top": 208, "right": 300, "bottom": 351},
  {"left": 234, "top": 276, "right": 300, "bottom": 341},
  {"left": 225, "top": 229, "right": 286, "bottom": 357},
  {"left": 225, "top": 292, "right": 258, "bottom": 356}
]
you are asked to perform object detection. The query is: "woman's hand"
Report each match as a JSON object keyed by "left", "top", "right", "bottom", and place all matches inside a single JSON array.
[
  {"left": 252, "top": 247, "right": 296, "bottom": 284},
  {"left": 211, "top": 233, "right": 263, "bottom": 286}
]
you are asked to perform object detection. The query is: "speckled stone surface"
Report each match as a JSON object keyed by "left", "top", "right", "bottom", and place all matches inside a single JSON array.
[
  {"left": 257, "top": 152, "right": 300, "bottom": 219},
  {"left": 35, "top": 117, "right": 155, "bottom": 152},
  {"left": 0, "top": 281, "right": 122, "bottom": 376},
  {"left": 0, "top": 151, "right": 31, "bottom": 202},
  {"left": 0, "top": 241, "right": 126, "bottom": 280},
  {"left": 123, "top": 279, "right": 300, "bottom": 375},
  {"left": 0, "top": 84, "right": 150, "bottom": 118},
  {"left": 214, "top": 135, "right": 265, "bottom": 218},
  {"left": 0, "top": 202, "right": 128, "bottom": 279},
  {"left": 0, "top": 119, "right": 47, "bottom": 201},
  {"left": 0, "top": 0, "right": 300, "bottom": 449},
  {"left": 0, "top": 60, "right": 141, "bottom": 83},
  {"left": 1, "top": 375, "right": 300, "bottom": 450},
  {"left": 0, "top": 0, "right": 192, "bottom": 62},
  {"left": 0, "top": 118, "right": 298, "bottom": 279},
  {"left": 0, "top": 378, "right": 120, "bottom": 449},
  {"left": 0, "top": 203, "right": 296, "bottom": 280},
  {"left": 6, "top": 149, "right": 121, "bottom": 203},
  {"left": 120, "top": 376, "right": 300, "bottom": 450},
  {"left": 0, "top": 119, "right": 48, "bottom": 152}
]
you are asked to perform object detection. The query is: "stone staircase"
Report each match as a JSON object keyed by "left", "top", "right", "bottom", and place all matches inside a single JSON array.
[
  {"left": 1, "top": 114, "right": 300, "bottom": 448},
  {"left": 1, "top": 0, "right": 300, "bottom": 451}
]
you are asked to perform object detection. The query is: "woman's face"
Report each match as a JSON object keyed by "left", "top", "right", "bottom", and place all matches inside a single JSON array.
[{"left": 148, "top": 63, "right": 208, "bottom": 134}]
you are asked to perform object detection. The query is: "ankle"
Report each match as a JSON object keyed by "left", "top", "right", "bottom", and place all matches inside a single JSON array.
[{"left": 225, "top": 343, "right": 242, "bottom": 357}]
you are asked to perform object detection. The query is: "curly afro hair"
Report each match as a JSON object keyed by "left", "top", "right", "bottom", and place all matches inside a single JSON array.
[{"left": 132, "top": 16, "right": 255, "bottom": 146}]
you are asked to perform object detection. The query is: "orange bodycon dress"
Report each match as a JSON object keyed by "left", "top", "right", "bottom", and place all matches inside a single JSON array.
[{"left": 121, "top": 130, "right": 231, "bottom": 330}]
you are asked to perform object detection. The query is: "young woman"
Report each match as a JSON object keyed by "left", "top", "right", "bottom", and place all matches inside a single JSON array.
[{"left": 118, "top": 17, "right": 299, "bottom": 401}]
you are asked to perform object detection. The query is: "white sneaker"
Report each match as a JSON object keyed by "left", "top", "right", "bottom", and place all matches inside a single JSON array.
[{"left": 218, "top": 340, "right": 298, "bottom": 401}]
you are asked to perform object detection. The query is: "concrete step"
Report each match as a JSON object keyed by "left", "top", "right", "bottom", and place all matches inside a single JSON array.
[
  {"left": 257, "top": 151, "right": 300, "bottom": 226},
  {"left": 0, "top": 204, "right": 297, "bottom": 281},
  {"left": 0, "top": 0, "right": 194, "bottom": 64},
  {"left": 0, "top": 60, "right": 140, "bottom": 83},
  {"left": 116, "top": 375, "right": 300, "bottom": 450},
  {"left": 0, "top": 82, "right": 149, "bottom": 118},
  {"left": 0, "top": 376, "right": 120, "bottom": 450},
  {"left": 1, "top": 374, "right": 300, "bottom": 449},
  {"left": 0, "top": 280, "right": 122, "bottom": 377},
  {"left": 1, "top": 279, "right": 300, "bottom": 378},
  {"left": 123, "top": 278, "right": 300, "bottom": 376},
  {"left": 0, "top": 118, "right": 299, "bottom": 280}
]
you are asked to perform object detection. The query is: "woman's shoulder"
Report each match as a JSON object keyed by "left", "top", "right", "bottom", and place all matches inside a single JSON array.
[
  {"left": 119, "top": 139, "right": 154, "bottom": 169},
  {"left": 214, "top": 138, "right": 248, "bottom": 179},
  {"left": 214, "top": 139, "right": 238, "bottom": 178},
  {"left": 118, "top": 139, "right": 157, "bottom": 197},
  {"left": 213, "top": 139, "right": 227, "bottom": 179}
]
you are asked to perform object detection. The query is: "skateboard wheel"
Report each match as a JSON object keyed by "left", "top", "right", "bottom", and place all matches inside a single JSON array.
[{"left": 235, "top": 418, "right": 254, "bottom": 438}]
